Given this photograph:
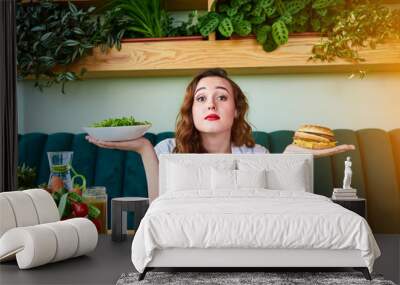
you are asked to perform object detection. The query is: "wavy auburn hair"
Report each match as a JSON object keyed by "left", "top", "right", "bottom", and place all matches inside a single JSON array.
[{"left": 174, "top": 68, "right": 255, "bottom": 153}]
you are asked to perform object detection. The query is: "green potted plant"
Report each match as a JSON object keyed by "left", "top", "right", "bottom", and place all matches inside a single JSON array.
[
  {"left": 198, "top": 0, "right": 400, "bottom": 60},
  {"left": 310, "top": 1, "right": 400, "bottom": 66},
  {"left": 198, "top": 0, "right": 339, "bottom": 51},
  {"left": 17, "top": 163, "right": 37, "bottom": 190},
  {"left": 105, "top": 0, "right": 205, "bottom": 43}
]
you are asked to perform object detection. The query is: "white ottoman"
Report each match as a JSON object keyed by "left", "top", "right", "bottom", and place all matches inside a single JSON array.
[{"left": 0, "top": 189, "right": 98, "bottom": 269}]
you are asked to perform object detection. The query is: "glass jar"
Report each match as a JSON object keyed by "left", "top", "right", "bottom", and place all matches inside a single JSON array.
[
  {"left": 47, "top": 151, "right": 73, "bottom": 191},
  {"left": 83, "top": 187, "right": 108, "bottom": 234}
]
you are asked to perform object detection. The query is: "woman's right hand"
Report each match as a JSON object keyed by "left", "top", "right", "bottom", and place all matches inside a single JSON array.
[{"left": 85, "top": 135, "right": 151, "bottom": 154}]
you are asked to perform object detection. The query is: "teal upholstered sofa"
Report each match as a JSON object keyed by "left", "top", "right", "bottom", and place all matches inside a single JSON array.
[{"left": 18, "top": 129, "right": 400, "bottom": 234}]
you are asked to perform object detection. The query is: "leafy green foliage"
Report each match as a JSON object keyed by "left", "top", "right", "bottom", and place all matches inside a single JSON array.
[
  {"left": 17, "top": 163, "right": 37, "bottom": 190},
  {"left": 274, "top": 0, "right": 286, "bottom": 16},
  {"left": 218, "top": 18, "right": 234, "bottom": 37},
  {"left": 198, "top": 0, "right": 399, "bottom": 68},
  {"left": 17, "top": 0, "right": 400, "bottom": 83},
  {"left": 17, "top": 0, "right": 128, "bottom": 93},
  {"left": 198, "top": 0, "right": 341, "bottom": 44},
  {"left": 286, "top": 0, "right": 307, "bottom": 15},
  {"left": 234, "top": 20, "right": 252, "bottom": 36},
  {"left": 272, "top": 20, "right": 288, "bottom": 45},
  {"left": 199, "top": 12, "right": 221, "bottom": 37},
  {"left": 263, "top": 36, "right": 278, "bottom": 51},
  {"left": 256, "top": 25, "right": 271, "bottom": 44},
  {"left": 312, "top": 0, "right": 335, "bottom": 10},
  {"left": 167, "top": 11, "right": 202, "bottom": 37},
  {"left": 108, "top": 0, "right": 202, "bottom": 38},
  {"left": 89, "top": 116, "right": 151, "bottom": 127},
  {"left": 310, "top": 1, "right": 400, "bottom": 64}
]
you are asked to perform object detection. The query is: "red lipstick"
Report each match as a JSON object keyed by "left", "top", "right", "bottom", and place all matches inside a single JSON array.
[{"left": 205, "top": 114, "right": 220, "bottom": 121}]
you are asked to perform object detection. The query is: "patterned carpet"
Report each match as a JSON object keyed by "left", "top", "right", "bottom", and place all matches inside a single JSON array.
[{"left": 116, "top": 271, "right": 396, "bottom": 285}]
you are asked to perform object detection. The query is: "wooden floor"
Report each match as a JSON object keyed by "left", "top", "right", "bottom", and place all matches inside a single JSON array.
[{"left": 0, "top": 235, "right": 398, "bottom": 285}]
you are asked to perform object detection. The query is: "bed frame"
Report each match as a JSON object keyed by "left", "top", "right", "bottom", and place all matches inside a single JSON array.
[
  {"left": 139, "top": 249, "right": 371, "bottom": 280},
  {"left": 138, "top": 154, "right": 372, "bottom": 281}
]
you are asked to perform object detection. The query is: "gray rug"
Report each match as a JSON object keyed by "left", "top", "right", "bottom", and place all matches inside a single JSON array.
[{"left": 116, "top": 271, "right": 396, "bottom": 285}]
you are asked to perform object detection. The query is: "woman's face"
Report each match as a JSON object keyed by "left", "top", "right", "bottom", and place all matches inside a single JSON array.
[{"left": 192, "top": 76, "right": 237, "bottom": 134}]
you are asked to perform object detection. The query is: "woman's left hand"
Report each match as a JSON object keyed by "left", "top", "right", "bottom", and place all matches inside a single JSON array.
[{"left": 283, "top": 144, "right": 356, "bottom": 158}]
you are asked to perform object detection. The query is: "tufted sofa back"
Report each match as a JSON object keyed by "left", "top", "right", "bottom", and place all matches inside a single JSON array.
[{"left": 18, "top": 129, "right": 400, "bottom": 234}]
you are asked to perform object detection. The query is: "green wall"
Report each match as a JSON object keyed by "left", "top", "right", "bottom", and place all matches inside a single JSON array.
[{"left": 17, "top": 72, "right": 400, "bottom": 134}]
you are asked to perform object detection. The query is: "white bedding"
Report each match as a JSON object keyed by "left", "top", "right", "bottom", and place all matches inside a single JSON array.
[{"left": 131, "top": 190, "right": 380, "bottom": 273}]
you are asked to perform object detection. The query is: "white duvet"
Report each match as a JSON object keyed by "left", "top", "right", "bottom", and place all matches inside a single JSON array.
[{"left": 131, "top": 190, "right": 380, "bottom": 273}]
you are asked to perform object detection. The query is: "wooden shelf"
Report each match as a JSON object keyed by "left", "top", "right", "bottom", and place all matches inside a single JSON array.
[
  {"left": 20, "top": 0, "right": 208, "bottom": 11},
  {"left": 21, "top": 0, "right": 400, "bottom": 78},
  {"left": 164, "top": 0, "right": 208, "bottom": 11},
  {"left": 20, "top": 0, "right": 400, "bottom": 9},
  {"left": 60, "top": 36, "right": 400, "bottom": 78}
]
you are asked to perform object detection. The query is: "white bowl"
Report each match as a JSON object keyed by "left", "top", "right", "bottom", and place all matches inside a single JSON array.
[{"left": 83, "top": 125, "right": 151, "bottom": 142}]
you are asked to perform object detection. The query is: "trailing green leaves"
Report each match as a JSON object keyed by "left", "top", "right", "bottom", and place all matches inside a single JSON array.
[
  {"left": 17, "top": 0, "right": 128, "bottom": 93},
  {"left": 310, "top": 2, "right": 400, "bottom": 65}
]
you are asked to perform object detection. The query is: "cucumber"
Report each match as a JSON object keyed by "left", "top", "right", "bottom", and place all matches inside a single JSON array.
[
  {"left": 88, "top": 204, "right": 101, "bottom": 219},
  {"left": 68, "top": 191, "right": 83, "bottom": 203}
]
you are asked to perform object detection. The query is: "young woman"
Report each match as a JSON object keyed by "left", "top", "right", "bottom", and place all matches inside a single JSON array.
[{"left": 86, "top": 68, "right": 355, "bottom": 202}]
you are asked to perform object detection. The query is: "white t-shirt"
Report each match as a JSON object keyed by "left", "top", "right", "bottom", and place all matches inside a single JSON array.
[{"left": 154, "top": 138, "right": 269, "bottom": 159}]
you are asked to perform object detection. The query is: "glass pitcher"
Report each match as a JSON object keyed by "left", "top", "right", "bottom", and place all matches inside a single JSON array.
[{"left": 47, "top": 151, "right": 74, "bottom": 191}]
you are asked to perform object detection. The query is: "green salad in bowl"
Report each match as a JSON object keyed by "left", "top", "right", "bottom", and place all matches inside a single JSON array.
[
  {"left": 90, "top": 116, "right": 151, "bottom": 128},
  {"left": 84, "top": 116, "right": 152, "bottom": 141}
]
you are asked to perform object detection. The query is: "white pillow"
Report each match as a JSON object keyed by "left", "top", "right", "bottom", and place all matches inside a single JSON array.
[
  {"left": 265, "top": 161, "right": 309, "bottom": 191},
  {"left": 211, "top": 168, "right": 236, "bottom": 190},
  {"left": 211, "top": 168, "right": 267, "bottom": 190},
  {"left": 237, "top": 169, "right": 267, "bottom": 189},
  {"left": 238, "top": 159, "right": 310, "bottom": 192},
  {"left": 167, "top": 160, "right": 235, "bottom": 192}
]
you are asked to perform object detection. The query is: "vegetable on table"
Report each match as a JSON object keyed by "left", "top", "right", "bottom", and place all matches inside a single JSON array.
[
  {"left": 90, "top": 218, "right": 102, "bottom": 232},
  {"left": 71, "top": 202, "right": 89, "bottom": 217},
  {"left": 55, "top": 188, "right": 100, "bottom": 222}
]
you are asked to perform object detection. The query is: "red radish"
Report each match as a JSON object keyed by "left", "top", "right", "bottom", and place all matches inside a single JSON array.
[{"left": 71, "top": 202, "right": 88, "bottom": 217}]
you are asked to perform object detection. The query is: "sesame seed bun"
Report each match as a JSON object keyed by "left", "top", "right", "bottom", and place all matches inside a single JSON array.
[
  {"left": 292, "top": 124, "right": 337, "bottom": 149},
  {"left": 297, "top": 124, "right": 335, "bottom": 137}
]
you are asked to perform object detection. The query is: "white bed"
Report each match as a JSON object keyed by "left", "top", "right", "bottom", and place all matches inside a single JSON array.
[{"left": 131, "top": 154, "right": 380, "bottom": 280}]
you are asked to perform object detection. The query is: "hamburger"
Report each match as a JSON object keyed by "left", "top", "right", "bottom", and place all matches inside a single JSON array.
[{"left": 293, "top": 125, "right": 337, "bottom": 149}]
